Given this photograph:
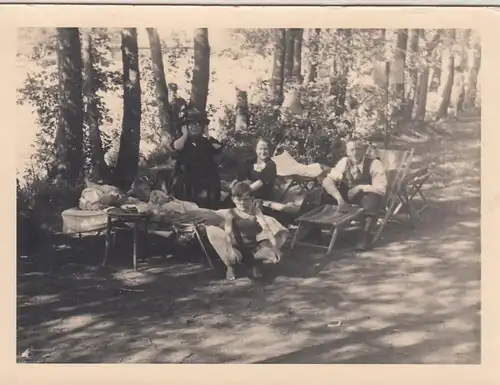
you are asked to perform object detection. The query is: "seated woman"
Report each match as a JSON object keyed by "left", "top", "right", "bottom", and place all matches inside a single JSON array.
[
  {"left": 237, "top": 138, "right": 277, "bottom": 202},
  {"left": 171, "top": 105, "right": 223, "bottom": 209},
  {"left": 206, "top": 182, "right": 288, "bottom": 281}
]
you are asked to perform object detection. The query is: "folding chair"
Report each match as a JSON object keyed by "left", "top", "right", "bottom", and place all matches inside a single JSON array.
[
  {"left": 290, "top": 203, "right": 366, "bottom": 255},
  {"left": 174, "top": 222, "right": 216, "bottom": 269},
  {"left": 290, "top": 148, "right": 421, "bottom": 255},
  {"left": 371, "top": 148, "right": 431, "bottom": 246},
  {"left": 392, "top": 166, "right": 431, "bottom": 219},
  {"left": 277, "top": 175, "right": 321, "bottom": 201},
  {"left": 271, "top": 151, "right": 330, "bottom": 200}
]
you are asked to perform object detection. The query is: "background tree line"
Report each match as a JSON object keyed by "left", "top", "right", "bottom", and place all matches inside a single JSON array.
[{"left": 16, "top": 27, "right": 481, "bottom": 243}]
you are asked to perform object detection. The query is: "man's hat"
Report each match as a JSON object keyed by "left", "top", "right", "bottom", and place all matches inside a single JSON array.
[{"left": 168, "top": 83, "right": 178, "bottom": 92}]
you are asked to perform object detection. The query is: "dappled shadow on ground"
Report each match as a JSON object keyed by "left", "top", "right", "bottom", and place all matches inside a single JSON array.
[{"left": 17, "top": 116, "right": 480, "bottom": 364}]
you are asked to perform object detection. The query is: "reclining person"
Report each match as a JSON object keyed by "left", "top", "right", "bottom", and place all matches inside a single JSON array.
[{"left": 313, "top": 138, "right": 387, "bottom": 250}]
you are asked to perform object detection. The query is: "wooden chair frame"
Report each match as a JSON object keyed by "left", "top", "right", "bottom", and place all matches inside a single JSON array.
[
  {"left": 289, "top": 147, "right": 431, "bottom": 254},
  {"left": 175, "top": 223, "right": 216, "bottom": 270},
  {"left": 290, "top": 204, "right": 365, "bottom": 255}
]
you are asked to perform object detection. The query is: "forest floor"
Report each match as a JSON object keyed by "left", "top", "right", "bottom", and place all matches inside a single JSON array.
[{"left": 17, "top": 114, "right": 481, "bottom": 364}]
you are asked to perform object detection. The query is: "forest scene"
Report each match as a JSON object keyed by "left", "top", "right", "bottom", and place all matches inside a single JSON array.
[{"left": 16, "top": 27, "right": 480, "bottom": 363}]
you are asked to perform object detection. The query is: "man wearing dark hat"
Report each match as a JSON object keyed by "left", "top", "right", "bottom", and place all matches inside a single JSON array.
[
  {"left": 171, "top": 104, "right": 223, "bottom": 209},
  {"left": 168, "top": 83, "right": 188, "bottom": 136}
]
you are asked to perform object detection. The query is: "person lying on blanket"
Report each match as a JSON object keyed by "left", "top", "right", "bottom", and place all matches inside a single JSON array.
[
  {"left": 205, "top": 181, "right": 286, "bottom": 281},
  {"left": 315, "top": 138, "right": 387, "bottom": 251}
]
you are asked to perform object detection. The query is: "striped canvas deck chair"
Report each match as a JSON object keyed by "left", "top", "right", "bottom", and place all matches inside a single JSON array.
[
  {"left": 370, "top": 148, "right": 431, "bottom": 246},
  {"left": 370, "top": 148, "right": 414, "bottom": 246}
]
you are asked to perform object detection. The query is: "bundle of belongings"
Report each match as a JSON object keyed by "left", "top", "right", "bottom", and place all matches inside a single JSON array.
[{"left": 62, "top": 177, "right": 216, "bottom": 234}]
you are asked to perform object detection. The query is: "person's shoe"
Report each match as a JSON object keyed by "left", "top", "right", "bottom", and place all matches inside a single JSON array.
[{"left": 226, "top": 266, "right": 236, "bottom": 281}]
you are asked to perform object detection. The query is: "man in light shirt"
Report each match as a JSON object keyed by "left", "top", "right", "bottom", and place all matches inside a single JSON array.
[{"left": 320, "top": 138, "right": 387, "bottom": 250}]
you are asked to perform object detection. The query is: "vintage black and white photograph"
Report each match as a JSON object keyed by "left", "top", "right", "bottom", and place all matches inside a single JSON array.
[{"left": 16, "top": 24, "right": 481, "bottom": 364}]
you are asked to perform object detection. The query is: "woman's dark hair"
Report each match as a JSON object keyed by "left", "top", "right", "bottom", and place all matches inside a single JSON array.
[{"left": 230, "top": 181, "right": 252, "bottom": 198}]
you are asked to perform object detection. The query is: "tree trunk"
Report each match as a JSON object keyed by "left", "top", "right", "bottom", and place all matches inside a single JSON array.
[
  {"left": 404, "top": 29, "right": 420, "bottom": 120},
  {"left": 436, "top": 30, "right": 456, "bottom": 120},
  {"left": 393, "top": 29, "right": 408, "bottom": 119},
  {"left": 82, "top": 29, "right": 108, "bottom": 183},
  {"left": 191, "top": 28, "right": 210, "bottom": 113},
  {"left": 452, "top": 29, "right": 471, "bottom": 115},
  {"left": 330, "top": 28, "right": 351, "bottom": 117},
  {"left": 464, "top": 33, "right": 481, "bottom": 110},
  {"left": 114, "top": 28, "right": 142, "bottom": 190},
  {"left": 291, "top": 28, "right": 303, "bottom": 83},
  {"left": 430, "top": 49, "right": 442, "bottom": 93},
  {"left": 235, "top": 89, "right": 250, "bottom": 132},
  {"left": 306, "top": 28, "right": 321, "bottom": 83},
  {"left": 284, "top": 29, "right": 295, "bottom": 82},
  {"left": 146, "top": 28, "right": 173, "bottom": 149},
  {"left": 415, "top": 29, "right": 442, "bottom": 122},
  {"left": 415, "top": 68, "right": 430, "bottom": 122},
  {"left": 270, "top": 29, "right": 286, "bottom": 105},
  {"left": 52, "top": 28, "right": 84, "bottom": 186}
]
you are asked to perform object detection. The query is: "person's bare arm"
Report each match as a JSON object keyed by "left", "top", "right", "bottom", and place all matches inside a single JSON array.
[
  {"left": 322, "top": 158, "right": 345, "bottom": 199},
  {"left": 224, "top": 216, "right": 234, "bottom": 244},
  {"left": 173, "top": 127, "right": 189, "bottom": 151},
  {"left": 322, "top": 157, "right": 348, "bottom": 212},
  {"left": 322, "top": 176, "right": 343, "bottom": 201},
  {"left": 250, "top": 180, "right": 264, "bottom": 192}
]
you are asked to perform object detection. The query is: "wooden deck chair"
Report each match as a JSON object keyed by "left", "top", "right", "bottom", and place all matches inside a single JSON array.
[
  {"left": 371, "top": 148, "right": 417, "bottom": 246},
  {"left": 391, "top": 166, "right": 431, "bottom": 219},
  {"left": 272, "top": 151, "right": 330, "bottom": 201},
  {"left": 290, "top": 148, "right": 416, "bottom": 255},
  {"left": 290, "top": 204, "right": 366, "bottom": 255},
  {"left": 174, "top": 222, "right": 216, "bottom": 269}
]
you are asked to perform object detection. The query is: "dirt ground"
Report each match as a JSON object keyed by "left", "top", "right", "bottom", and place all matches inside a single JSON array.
[{"left": 17, "top": 115, "right": 481, "bottom": 364}]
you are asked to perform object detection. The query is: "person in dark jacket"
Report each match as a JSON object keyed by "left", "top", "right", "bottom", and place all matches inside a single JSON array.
[
  {"left": 170, "top": 105, "right": 223, "bottom": 209},
  {"left": 168, "top": 83, "right": 188, "bottom": 136},
  {"left": 237, "top": 138, "right": 278, "bottom": 201}
]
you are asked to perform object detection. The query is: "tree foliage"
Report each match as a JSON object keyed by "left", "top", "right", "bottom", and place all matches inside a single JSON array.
[
  {"left": 17, "top": 28, "right": 121, "bottom": 182},
  {"left": 16, "top": 27, "right": 481, "bottom": 238}
]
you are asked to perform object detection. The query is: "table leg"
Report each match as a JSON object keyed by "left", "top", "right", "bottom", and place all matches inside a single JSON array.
[
  {"left": 102, "top": 217, "right": 112, "bottom": 267},
  {"left": 133, "top": 224, "right": 138, "bottom": 271},
  {"left": 327, "top": 227, "right": 340, "bottom": 255}
]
